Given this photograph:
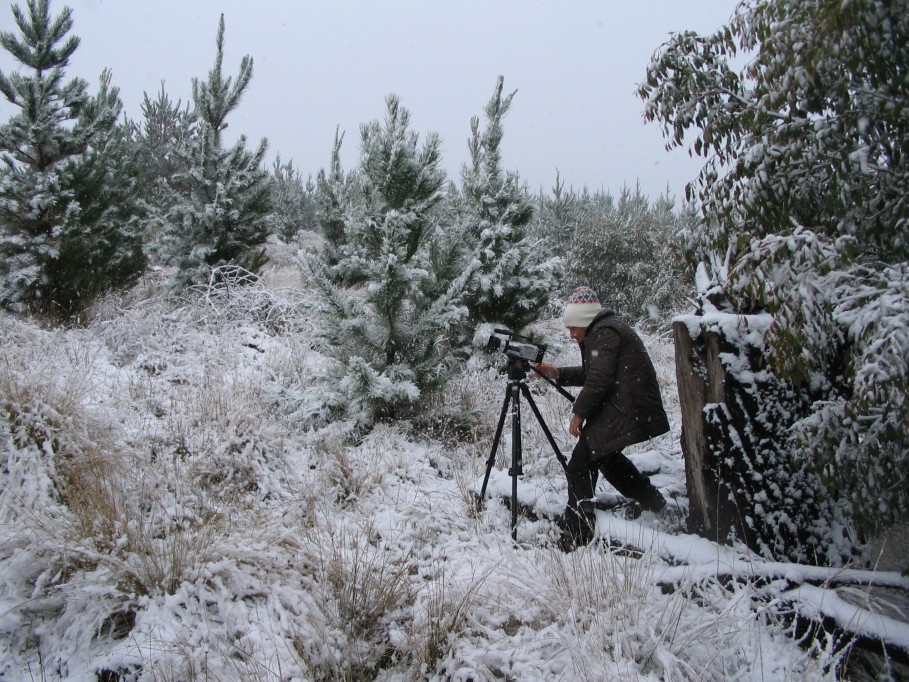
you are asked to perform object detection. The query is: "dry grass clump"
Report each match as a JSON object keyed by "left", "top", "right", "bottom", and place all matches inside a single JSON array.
[
  {"left": 290, "top": 514, "right": 493, "bottom": 680},
  {"left": 0, "top": 329, "right": 221, "bottom": 598},
  {"left": 404, "top": 564, "right": 487, "bottom": 674},
  {"left": 295, "top": 518, "right": 415, "bottom": 679}
]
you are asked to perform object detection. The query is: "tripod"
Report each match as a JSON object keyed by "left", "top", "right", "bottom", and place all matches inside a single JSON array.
[{"left": 479, "top": 354, "right": 575, "bottom": 541}]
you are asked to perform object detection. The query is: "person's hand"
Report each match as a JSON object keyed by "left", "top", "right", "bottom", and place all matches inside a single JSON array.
[
  {"left": 534, "top": 362, "right": 558, "bottom": 382},
  {"left": 569, "top": 413, "right": 583, "bottom": 437}
]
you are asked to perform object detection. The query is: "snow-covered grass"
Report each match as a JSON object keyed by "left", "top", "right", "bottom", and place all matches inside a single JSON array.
[{"left": 0, "top": 261, "right": 903, "bottom": 680}]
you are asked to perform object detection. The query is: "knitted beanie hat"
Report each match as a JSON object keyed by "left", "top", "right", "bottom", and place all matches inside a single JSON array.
[{"left": 562, "top": 286, "right": 603, "bottom": 328}]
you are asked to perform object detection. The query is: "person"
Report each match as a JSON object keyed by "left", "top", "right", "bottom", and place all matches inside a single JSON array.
[{"left": 535, "top": 286, "right": 669, "bottom": 548}]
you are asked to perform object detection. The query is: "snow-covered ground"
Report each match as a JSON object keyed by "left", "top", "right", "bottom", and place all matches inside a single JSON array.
[{"left": 1, "top": 255, "right": 906, "bottom": 680}]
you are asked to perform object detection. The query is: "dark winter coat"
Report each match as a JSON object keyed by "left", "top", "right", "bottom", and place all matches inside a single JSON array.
[{"left": 558, "top": 310, "right": 670, "bottom": 459}]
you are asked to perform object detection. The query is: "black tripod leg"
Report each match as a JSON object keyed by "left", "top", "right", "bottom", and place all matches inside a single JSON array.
[
  {"left": 510, "top": 384, "right": 522, "bottom": 541},
  {"left": 479, "top": 388, "right": 512, "bottom": 501},
  {"left": 520, "top": 384, "right": 569, "bottom": 473}
]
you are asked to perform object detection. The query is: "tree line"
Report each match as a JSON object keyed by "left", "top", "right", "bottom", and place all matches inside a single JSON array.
[{"left": 0, "top": 1, "right": 690, "bottom": 327}]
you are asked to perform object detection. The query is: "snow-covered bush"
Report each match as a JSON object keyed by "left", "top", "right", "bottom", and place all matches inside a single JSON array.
[{"left": 682, "top": 310, "right": 858, "bottom": 564}]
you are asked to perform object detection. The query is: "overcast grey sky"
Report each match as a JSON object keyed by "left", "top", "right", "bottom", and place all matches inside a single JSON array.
[{"left": 2, "top": 0, "right": 740, "bottom": 199}]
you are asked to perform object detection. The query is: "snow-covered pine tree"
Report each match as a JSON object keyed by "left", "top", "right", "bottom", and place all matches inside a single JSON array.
[
  {"left": 153, "top": 15, "right": 271, "bottom": 286},
  {"left": 313, "top": 129, "right": 358, "bottom": 281},
  {"left": 529, "top": 171, "right": 580, "bottom": 258},
  {"left": 301, "top": 95, "right": 470, "bottom": 437},
  {"left": 459, "top": 76, "right": 560, "bottom": 332},
  {"left": 126, "top": 85, "right": 197, "bottom": 236},
  {"left": 269, "top": 156, "right": 317, "bottom": 242},
  {"left": 0, "top": 0, "right": 145, "bottom": 321},
  {"left": 640, "top": 0, "right": 909, "bottom": 535}
]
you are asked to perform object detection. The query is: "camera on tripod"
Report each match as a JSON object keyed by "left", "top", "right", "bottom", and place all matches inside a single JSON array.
[
  {"left": 486, "top": 329, "right": 547, "bottom": 365},
  {"left": 479, "top": 328, "right": 570, "bottom": 541}
]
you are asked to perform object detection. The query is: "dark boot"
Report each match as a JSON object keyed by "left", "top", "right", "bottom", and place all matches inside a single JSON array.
[
  {"left": 639, "top": 487, "right": 667, "bottom": 513},
  {"left": 556, "top": 508, "right": 595, "bottom": 551}
]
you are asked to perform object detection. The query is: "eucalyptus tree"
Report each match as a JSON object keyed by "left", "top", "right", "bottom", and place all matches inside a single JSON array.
[{"left": 640, "top": 0, "right": 909, "bottom": 533}]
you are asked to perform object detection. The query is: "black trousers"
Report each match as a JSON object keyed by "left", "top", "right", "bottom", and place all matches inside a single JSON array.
[{"left": 565, "top": 435, "right": 665, "bottom": 518}]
